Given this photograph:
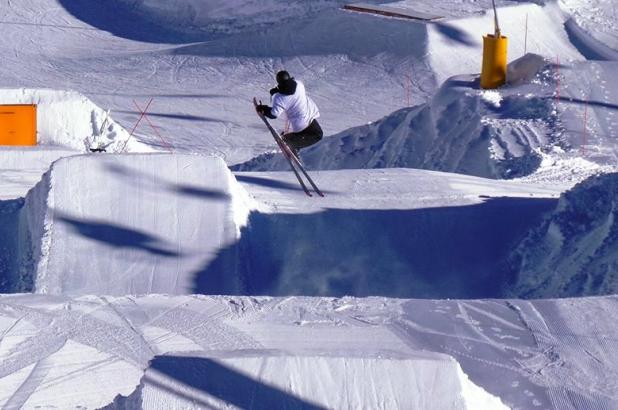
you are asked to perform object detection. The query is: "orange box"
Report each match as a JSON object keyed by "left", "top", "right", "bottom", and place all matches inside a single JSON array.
[{"left": 0, "top": 104, "right": 37, "bottom": 146}]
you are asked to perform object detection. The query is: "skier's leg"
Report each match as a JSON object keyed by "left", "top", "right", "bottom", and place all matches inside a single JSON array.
[{"left": 283, "top": 120, "right": 323, "bottom": 153}]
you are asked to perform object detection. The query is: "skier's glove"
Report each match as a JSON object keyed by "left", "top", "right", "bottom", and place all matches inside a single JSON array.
[
  {"left": 269, "top": 87, "right": 279, "bottom": 96},
  {"left": 256, "top": 104, "right": 269, "bottom": 115}
]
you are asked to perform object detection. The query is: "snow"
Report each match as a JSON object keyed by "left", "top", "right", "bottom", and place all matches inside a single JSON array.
[
  {"left": 20, "top": 154, "right": 255, "bottom": 295},
  {"left": 508, "top": 172, "right": 618, "bottom": 297},
  {"left": 1, "top": 293, "right": 617, "bottom": 409},
  {"left": 0, "top": 0, "right": 617, "bottom": 408},
  {"left": 234, "top": 72, "right": 559, "bottom": 180}
]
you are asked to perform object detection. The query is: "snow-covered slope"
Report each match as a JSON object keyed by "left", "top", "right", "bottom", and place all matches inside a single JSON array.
[
  {"left": 0, "top": 0, "right": 591, "bottom": 165},
  {"left": 20, "top": 154, "right": 254, "bottom": 295},
  {"left": 508, "top": 172, "right": 618, "bottom": 298},
  {"left": 1, "top": 293, "right": 617, "bottom": 409},
  {"left": 235, "top": 62, "right": 559, "bottom": 179}
]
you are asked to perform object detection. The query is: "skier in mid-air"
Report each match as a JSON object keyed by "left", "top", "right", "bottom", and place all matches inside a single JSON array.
[{"left": 256, "top": 70, "right": 323, "bottom": 157}]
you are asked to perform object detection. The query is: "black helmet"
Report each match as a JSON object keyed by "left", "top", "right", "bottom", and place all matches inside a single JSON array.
[{"left": 276, "top": 70, "right": 292, "bottom": 85}]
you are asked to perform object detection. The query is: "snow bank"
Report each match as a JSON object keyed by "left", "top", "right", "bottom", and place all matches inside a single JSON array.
[
  {"left": 559, "top": 0, "right": 618, "bottom": 53},
  {"left": 564, "top": 18, "right": 618, "bottom": 61},
  {"left": 235, "top": 70, "right": 559, "bottom": 180},
  {"left": 20, "top": 153, "right": 255, "bottom": 295},
  {"left": 507, "top": 53, "right": 547, "bottom": 85},
  {"left": 139, "top": 352, "right": 507, "bottom": 409},
  {"left": 507, "top": 172, "right": 618, "bottom": 297},
  {"left": 0, "top": 89, "right": 149, "bottom": 153}
]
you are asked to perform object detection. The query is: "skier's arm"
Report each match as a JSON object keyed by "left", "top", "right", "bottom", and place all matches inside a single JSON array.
[{"left": 269, "top": 95, "right": 286, "bottom": 119}]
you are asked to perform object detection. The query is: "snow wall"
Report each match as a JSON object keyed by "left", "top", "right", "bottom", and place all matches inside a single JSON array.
[
  {"left": 131, "top": 352, "right": 506, "bottom": 410},
  {"left": 508, "top": 172, "right": 618, "bottom": 298},
  {"left": 0, "top": 89, "right": 148, "bottom": 153}
]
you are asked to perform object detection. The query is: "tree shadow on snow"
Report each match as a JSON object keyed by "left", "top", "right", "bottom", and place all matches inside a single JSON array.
[
  {"left": 173, "top": 11, "right": 428, "bottom": 59},
  {"left": 143, "top": 355, "right": 326, "bottom": 410},
  {"left": 432, "top": 22, "right": 478, "bottom": 47},
  {"left": 103, "top": 162, "right": 231, "bottom": 201},
  {"left": 193, "top": 196, "right": 557, "bottom": 299},
  {"left": 56, "top": 212, "right": 180, "bottom": 257}
]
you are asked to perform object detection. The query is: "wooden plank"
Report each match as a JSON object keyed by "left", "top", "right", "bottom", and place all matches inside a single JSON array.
[{"left": 343, "top": 3, "right": 443, "bottom": 21}]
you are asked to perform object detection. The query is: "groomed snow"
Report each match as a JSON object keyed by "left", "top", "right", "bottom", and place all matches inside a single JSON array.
[{"left": 0, "top": 293, "right": 616, "bottom": 409}]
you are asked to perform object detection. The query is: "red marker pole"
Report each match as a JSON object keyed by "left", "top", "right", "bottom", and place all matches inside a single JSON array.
[
  {"left": 133, "top": 99, "right": 174, "bottom": 152},
  {"left": 582, "top": 97, "right": 588, "bottom": 156},
  {"left": 524, "top": 13, "right": 528, "bottom": 54}
]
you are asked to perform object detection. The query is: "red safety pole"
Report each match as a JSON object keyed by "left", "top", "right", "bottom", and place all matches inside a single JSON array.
[
  {"left": 120, "top": 97, "right": 153, "bottom": 152},
  {"left": 582, "top": 96, "right": 588, "bottom": 156},
  {"left": 133, "top": 99, "right": 174, "bottom": 151},
  {"left": 128, "top": 97, "right": 152, "bottom": 138},
  {"left": 524, "top": 13, "right": 528, "bottom": 54}
]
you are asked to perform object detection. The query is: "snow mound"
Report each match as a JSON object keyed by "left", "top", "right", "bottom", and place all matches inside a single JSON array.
[
  {"left": 235, "top": 71, "right": 559, "bottom": 180},
  {"left": 507, "top": 53, "right": 547, "bottom": 85},
  {"left": 19, "top": 154, "right": 255, "bottom": 295},
  {"left": 507, "top": 172, "right": 618, "bottom": 298},
  {"left": 137, "top": 352, "right": 506, "bottom": 409},
  {"left": 0, "top": 89, "right": 149, "bottom": 153}
]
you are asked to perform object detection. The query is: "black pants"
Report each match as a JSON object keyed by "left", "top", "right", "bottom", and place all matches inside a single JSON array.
[{"left": 283, "top": 119, "right": 323, "bottom": 152}]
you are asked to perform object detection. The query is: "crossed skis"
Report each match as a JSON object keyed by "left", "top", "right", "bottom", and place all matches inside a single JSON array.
[{"left": 253, "top": 97, "right": 324, "bottom": 197}]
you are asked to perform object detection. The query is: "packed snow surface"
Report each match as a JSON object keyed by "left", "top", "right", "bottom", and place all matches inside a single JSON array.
[
  {"left": 21, "top": 154, "right": 253, "bottom": 295},
  {"left": 0, "top": 294, "right": 616, "bottom": 409}
]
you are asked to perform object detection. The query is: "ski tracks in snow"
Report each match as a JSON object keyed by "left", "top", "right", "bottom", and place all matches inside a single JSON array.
[{"left": 390, "top": 298, "right": 618, "bottom": 409}]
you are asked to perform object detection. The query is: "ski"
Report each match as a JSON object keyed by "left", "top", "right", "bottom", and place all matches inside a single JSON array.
[{"left": 253, "top": 98, "right": 313, "bottom": 197}]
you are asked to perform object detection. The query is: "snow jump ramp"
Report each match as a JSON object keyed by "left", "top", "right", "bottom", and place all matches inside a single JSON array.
[{"left": 23, "top": 153, "right": 251, "bottom": 295}]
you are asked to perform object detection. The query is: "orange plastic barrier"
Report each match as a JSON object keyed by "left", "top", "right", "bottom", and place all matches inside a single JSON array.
[{"left": 0, "top": 104, "right": 37, "bottom": 146}]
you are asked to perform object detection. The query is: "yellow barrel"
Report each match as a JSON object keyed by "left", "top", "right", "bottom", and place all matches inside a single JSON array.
[
  {"left": 481, "top": 34, "right": 508, "bottom": 89},
  {"left": 0, "top": 104, "right": 37, "bottom": 146}
]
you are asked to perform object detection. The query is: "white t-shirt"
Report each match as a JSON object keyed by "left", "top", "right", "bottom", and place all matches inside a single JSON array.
[{"left": 270, "top": 80, "right": 320, "bottom": 133}]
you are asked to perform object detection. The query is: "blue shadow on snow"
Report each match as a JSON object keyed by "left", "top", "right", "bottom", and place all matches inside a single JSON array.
[
  {"left": 193, "top": 196, "right": 557, "bottom": 299},
  {"left": 145, "top": 355, "right": 326, "bottom": 410}
]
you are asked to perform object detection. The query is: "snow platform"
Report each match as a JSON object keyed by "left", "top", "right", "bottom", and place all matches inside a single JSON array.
[
  {"left": 343, "top": 3, "right": 443, "bottom": 21},
  {"left": 24, "top": 153, "right": 251, "bottom": 296}
]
